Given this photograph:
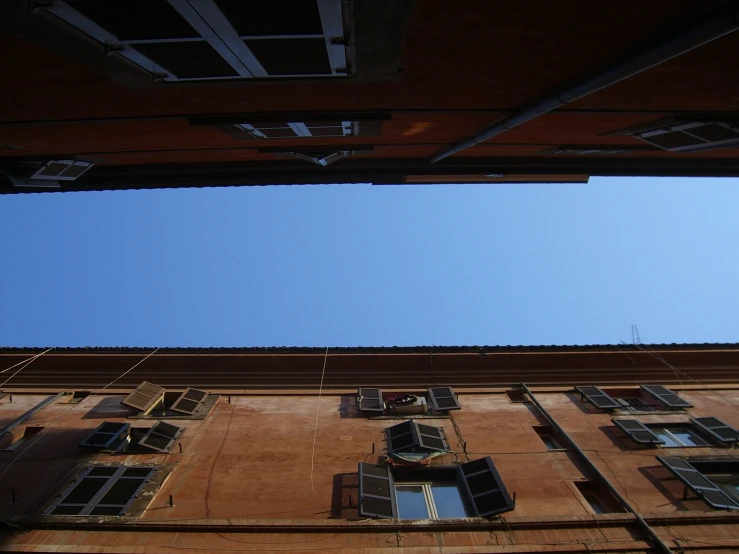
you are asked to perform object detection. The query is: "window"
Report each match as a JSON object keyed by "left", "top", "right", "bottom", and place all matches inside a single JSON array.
[
  {"left": 45, "top": 465, "right": 157, "bottom": 516},
  {"left": 30, "top": 160, "right": 94, "bottom": 181},
  {"left": 355, "top": 386, "right": 461, "bottom": 417},
  {"left": 124, "top": 382, "right": 215, "bottom": 419},
  {"left": 79, "top": 420, "right": 184, "bottom": 453},
  {"left": 79, "top": 421, "right": 130, "bottom": 449},
  {"left": 357, "top": 457, "right": 515, "bottom": 519},
  {"left": 236, "top": 121, "right": 354, "bottom": 139},
  {"left": 42, "top": 0, "right": 349, "bottom": 81},
  {"left": 0, "top": 426, "right": 43, "bottom": 452},
  {"left": 385, "top": 420, "right": 449, "bottom": 454},
  {"left": 652, "top": 426, "right": 709, "bottom": 448},
  {"left": 613, "top": 417, "right": 738, "bottom": 447},
  {"left": 285, "top": 150, "right": 353, "bottom": 166},
  {"left": 576, "top": 384, "right": 691, "bottom": 412},
  {"left": 122, "top": 381, "right": 165, "bottom": 414},
  {"left": 534, "top": 425, "right": 564, "bottom": 450},
  {"left": 658, "top": 457, "right": 739, "bottom": 510},
  {"left": 64, "top": 391, "right": 90, "bottom": 404},
  {"left": 169, "top": 388, "right": 208, "bottom": 415},
  {"left": 395, "top": 483, "right": 468, "bottom": 519},
  {"left": 629, "top": 120, "right": 739, "bottom": 153},
  {"left": 137, "top": 421, "right": 184, "bottom": 453}
]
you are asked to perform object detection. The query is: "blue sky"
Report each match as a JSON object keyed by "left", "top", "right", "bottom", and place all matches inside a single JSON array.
[{"left": 1, "top": 177, "right": 737, "bottom": 347}]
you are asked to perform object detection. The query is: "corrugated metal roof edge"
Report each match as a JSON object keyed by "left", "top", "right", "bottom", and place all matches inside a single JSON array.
[{"left": 0, "top": 343, "right": 738, "bottom": 355}]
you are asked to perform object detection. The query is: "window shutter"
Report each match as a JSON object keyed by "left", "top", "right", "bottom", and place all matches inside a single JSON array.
[
  {"left": 385, "top": 420, "right": 416, "bottom": 453},
  {"left": 385, "top": 420, "right": 448, "bottom": 453},
  {"left": 575, "top": 386, "right": 620, "bottom": 410},
  {"left": 612, "top": 419, "right": 664, "bottom": 445},
  {"left": 414, "top": 422, "right": 449, "bottom": 452},
  {"left": 457, "top": 457, "right": 515, "bottom": 517},
  {"left": 79, "top": 422, "right": 130, "bottom": 448},
  {"left": 122, "top": 381, "right": 164, "bottom": 414},
  {"left": 138, "top": 421, "right": 184, "bottom": 453},
  {"left": 657, "top": 456, "right": 739, "bottom": 510},
  {"left": 357, "top": 463, "right": 397, "bottom": 519},
  {"left": 357, "top": 388, "right": 384, "bottom": 413},
  {"left": 169, "top": 388, "right": 208, "bottom": 415},
  {"left": 427, "top": 387, "right": 461, "bottom": 411},
  {"left": 690, "top": 417, "right": 739, "bottom": 444},
  {"left": 641, "top": 385, "right": 692, "bottom": 408}
]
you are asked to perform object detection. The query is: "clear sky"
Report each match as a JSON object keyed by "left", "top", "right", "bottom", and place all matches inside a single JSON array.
[{"left": 1, "top": 177, "right": 737, "bottom": 348}]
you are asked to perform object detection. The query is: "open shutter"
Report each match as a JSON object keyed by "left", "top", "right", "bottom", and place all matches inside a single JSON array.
[
  {"left": 612, "top": 419, "right": 664, "bottom": 445},
  {"left": 79, "top": 421, "right": 130, "bottom": 448},
  {"left": 575, "top": 386, "right": 619, "bottom": 410},
  {"left": 427, "top": 387, "right": 461, "bottom": 411},
  {"left": 122, "top": 381, "right": 164, "bottom": 414},
  {"left": 690, "top": 417, "right": 739, "bottom": 444},
  {"left": 169, "top": 388, "right": 208, "bottom": 415},
  {"left": 457, "top": 457, "right": 515, "bottom": 517},
  {"left": 139, "top": 421, "right": 184, "bottom": 453},
  {"left": 357, "top": 388, "right": 384, "bottom": 413},
  {"left": 385, "top": 420, "right": 416, "bottom": 453},
  {"left": 641, "top": 385, "right": 692, "bottom": 408},
  {"left": 414, "top": 422, "right": 449, "bottom": 452},
  {"left": 358, "top": 463, "right": 397, "bottom": 518},
  {"left": 657, "top": 456, "right": 739, "bottom": 510}
]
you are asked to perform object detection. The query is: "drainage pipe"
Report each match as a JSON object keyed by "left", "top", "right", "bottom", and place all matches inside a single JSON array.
[
  {"left": 430, "top": 2, "right": 739, "bottom": 163},
  {"left": 520, "top": 383, "right": 674, "bottom": 554}
]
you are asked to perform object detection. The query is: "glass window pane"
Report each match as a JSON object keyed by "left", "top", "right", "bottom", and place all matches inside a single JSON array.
[
  {"left": 671, "top": 429, "right": 707, "bottom": 447},
  {"left": 430, "top": 484, "right": 468, "bottom": 518},
  {"left": 395, "top": 485, "right": 429, "bottom": 519},
  {"left": 653, "top": 429, "right": 681, "bottom": 447}
]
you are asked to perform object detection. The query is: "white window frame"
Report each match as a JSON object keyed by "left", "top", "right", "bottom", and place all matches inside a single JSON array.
[
  {"left": 652, "top": 426, "right": 709, "bottom": 447},
  {"left": 394, "top": 482, "right": 466, "bottom": 520},
  {"left": 44, "top": 0, "right": 347, "bottom": 81}
]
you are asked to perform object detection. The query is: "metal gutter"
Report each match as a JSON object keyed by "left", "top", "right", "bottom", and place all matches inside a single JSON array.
[
  {"left": 430, "top": 1, "right": 739, "bottom": 163},
  {"left": 520, "top": 383, "right": 674, "bottom": 554},
  {"left": 0, "top": 392, "right": 65, "bottom": 436}
]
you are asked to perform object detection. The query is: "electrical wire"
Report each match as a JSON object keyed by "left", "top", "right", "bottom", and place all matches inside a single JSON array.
[
  {"left": 309, "top": 347, "right": 329, "bottom": 497},
  {"left": 0, "top": 347, "right": 159, "bottom": 532},
  {"left": 0, "top": 348, "right": 52, "bottom": 386}
]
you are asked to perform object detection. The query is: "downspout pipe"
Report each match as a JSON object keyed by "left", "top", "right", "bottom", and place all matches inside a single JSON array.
[
  {"left": 430, "top": 2, "right": 739, "bottom": 164},
  {"left": 521, "top": 383, "right": 674, "bottom": 554}
]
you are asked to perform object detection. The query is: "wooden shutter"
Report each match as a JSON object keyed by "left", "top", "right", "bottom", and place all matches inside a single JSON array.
[
  {"left": 612, "top": 419, "right": 664, "bottom": 445},
  {"left": 690, "top": 417, "right": 739, "bottom": 444},
  {"left": 139, "top": 421, "right": 184, "bottom": 453},
  {"left": 575, "top": 386, "right": 620, "bottom": 410},
  {"left": 385, "top": 421, "right": 416, "bottom": 453},
  {"left": 427, "top": 387, "right": 461, "bottom": 412},
  {"left": 79, "top": 421, "right": 130, "bottom": 448},
  {"left": 641, "top": 385, "right": 692, "bottom": 408},
  {"left": 358, "top": 463, "right": 397, "bottom": 518},
  {"left": 657, "top": 456, "right": 739, "bottom": 510},
  {"left": 357, "top": 388, "right": 384, "bottom": 413},
  {"left": 457, "top": 457, "right": 515, "bottom": 517},
  {"left": 414, "top": 422, "right": 449, "bottom": 452},
  {"left": 122, "top": 381, "right": 164, "bottom": 414},
  {"left": 169, "top": 388, "right": 208, "bottom": 415}
]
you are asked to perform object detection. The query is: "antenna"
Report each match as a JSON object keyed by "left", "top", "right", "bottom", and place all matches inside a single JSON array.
[{"left": 631, "top": 324, "right": 641, "bottom": 345}]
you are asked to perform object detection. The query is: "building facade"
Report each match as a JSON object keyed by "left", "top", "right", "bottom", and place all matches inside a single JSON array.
[
  {"left": 0, "top": 344, "right": 738, "bottom": 552},
  {"left": 2, "top": 1, "right": 739, "bottom": 194}
]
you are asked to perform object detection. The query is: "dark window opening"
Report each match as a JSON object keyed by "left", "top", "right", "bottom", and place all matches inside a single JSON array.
[
  {"left": 534, "top": 425, "right": 564, "bottom": 450},
  {"left": 0, "top": 426, "right": 43, "bottom": 452},
  {"left": 573, "top": 481, "right": 623, "bottom": 514}
]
